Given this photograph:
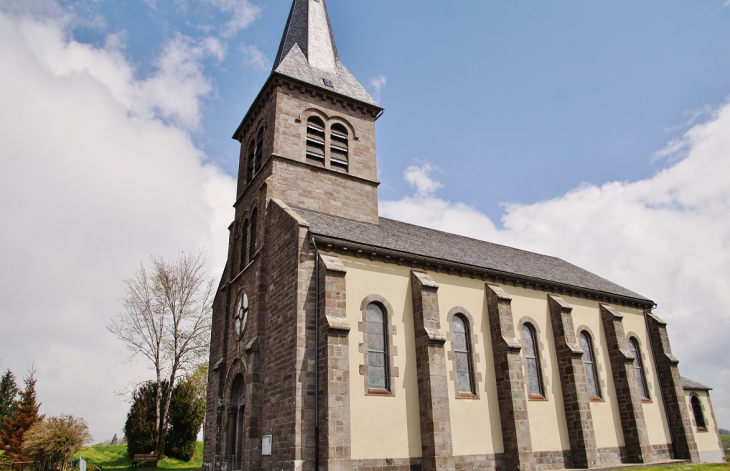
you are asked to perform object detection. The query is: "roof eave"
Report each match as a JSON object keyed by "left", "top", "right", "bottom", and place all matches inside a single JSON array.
[{"left": 309, "top": 232, "right": 655, "bottom": 308}]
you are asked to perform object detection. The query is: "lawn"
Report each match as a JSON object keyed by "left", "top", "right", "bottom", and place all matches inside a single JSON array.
[
  {"left": 722, "top": 434, "right": 730, "bottom": 460},
  {"left": 74, "top": 443, "right": 203, "bottom": 471}
]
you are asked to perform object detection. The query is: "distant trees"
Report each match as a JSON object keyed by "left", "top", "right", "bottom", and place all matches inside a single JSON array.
[
  {"left": 111, "top": 433, "right": 118, "bottom": 446},
  {"left": 0, "top": 370, "right": 19, "bottom": 433},
  {"left": 0, "top": 370, "right": 42, "bottom": 461},
  {"left": 23, "top": 414, "right": 91, "bottom": 471},
  {"left": 720, "top": 428, "right": 729, "bottom": 435},
  {"left": 108, "top": 251, "right": 213, "bottom": 458}
]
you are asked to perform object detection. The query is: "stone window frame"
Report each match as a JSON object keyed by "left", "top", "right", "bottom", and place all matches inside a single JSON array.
[
  {"left": 243, "top": 118, "right": 267, "bottom": 186},
  {"left": 446, "top": 307, "right": 482, "bottom": 399},
  {"left": 516, "top": 317, "right": 550, "bottom": 401},
  {"left": 689, "top": 392, "right": 708, "bottom": 432},
  {"left": 299, "top": 108, "right": 358, "bottom": 173},
  {"left": 575, "top": 325, "right": 606, "bottom": 402},
  {"left": 358, "top": 294, "right": 398, "bottom": 396},
  {"left": 625, "top": 332, "right": 652, "bottom": 402}
]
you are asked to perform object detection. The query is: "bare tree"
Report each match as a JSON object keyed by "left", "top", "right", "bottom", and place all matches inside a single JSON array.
[{"left": 108, "top": 251, "right": 214, "bottom": 458}]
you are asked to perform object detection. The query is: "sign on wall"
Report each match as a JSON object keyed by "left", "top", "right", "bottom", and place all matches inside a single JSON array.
[{"left": 262, "top": 435, "right": 272, "bottom": 456}]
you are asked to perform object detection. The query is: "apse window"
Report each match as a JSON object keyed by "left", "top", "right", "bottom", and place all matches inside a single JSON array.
[{"left": 329, "top": 123, "right": 349, "bottom": 169}]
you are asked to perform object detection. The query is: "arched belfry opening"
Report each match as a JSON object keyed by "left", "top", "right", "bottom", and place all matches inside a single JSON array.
[{"left": 227, "top": 374, "right": 245, "bottom": 470}]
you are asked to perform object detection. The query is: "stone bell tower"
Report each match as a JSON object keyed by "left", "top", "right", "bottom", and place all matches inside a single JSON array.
[{"left": 203, "top": 1, "right": 382, "bottom": 470}]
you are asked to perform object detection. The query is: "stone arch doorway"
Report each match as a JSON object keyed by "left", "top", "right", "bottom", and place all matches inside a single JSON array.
[{"left": 227, "top": 374, "right": 245, "bottom": 470}]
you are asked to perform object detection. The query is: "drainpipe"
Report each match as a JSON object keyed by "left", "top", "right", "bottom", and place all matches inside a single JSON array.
[
  {"left": 644, "top": 307, "right": 677, "bottom": 459},
  {"left": 312, "top": 237, "right": 320, "bottom": 471}
]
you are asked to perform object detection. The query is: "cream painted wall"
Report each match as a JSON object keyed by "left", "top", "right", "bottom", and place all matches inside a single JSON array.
[
  {"left": 617, "top": 306, "right": 672, "bottom": 446},
  {"left": 341, "top": 256, "right": 422, "bottom": 460},
  {"left": 686, "top": 391, "right": 723, "bottom": 453},
  {"left": 563, "top": 297, "right": 625, "bottom": 449},
  {"left": 430, "top": 273, "right": 503, "bottom": 456},
  {"left": 504, "top": 285, "right": 571, "bottom": 453}
]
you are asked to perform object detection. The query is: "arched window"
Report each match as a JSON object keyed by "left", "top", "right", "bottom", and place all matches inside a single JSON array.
[
  {"left": 329, "top": 123, "right": 349, "bottom": 169},
  {"left": 246, "top": 139, "right": 255, "bottom": 184},
  {"left": 691, "top": 395, "right": 706, "bottom": 430},
  {"left": 521, "top": 324, "right": 544, "bottom": 397},
  {"left": 628, "top": 338, "right": 649, "bottom": 399},
  {"left": 254, "top": 127, "right": 264, "bottom": 172},
  {"left": 248, "top": 208, "right": 257, "bottom": 259},
  {"left": 452, "top": 315, "right": 475, "bottom": 394},
  {"left": 366, "top": 303, "right": 388, "bottom": 390},
  {"left": 240, "top": 219, "right": 248, "bottom": 269},
  {"left": 579, "top": 331, "right": 601, "bottom": 398},
  {"left": 305, "top": 116, "right": 326, "bottom": 162}
]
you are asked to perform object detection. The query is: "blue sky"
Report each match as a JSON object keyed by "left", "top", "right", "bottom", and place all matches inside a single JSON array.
[
  {"left": 63, "top": 0, "right": 730, "bottom": 220},
  {"left": 1, "top": 0, "right": 730, "bottom": 445}
]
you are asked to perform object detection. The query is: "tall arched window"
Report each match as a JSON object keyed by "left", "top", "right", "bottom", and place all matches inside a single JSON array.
[
  {"left": 628, "top": 338, "right": 649, "bottom": 399},
  {"left": 521, "top": 324, "right": 544, "bottom": 397},
  {"left": 246, "top": 139, "right": 255, "bottom": 184},
  {"left": 366, "top": 303, "right": 388, "bottom": 390},
  {"left": 691, "top": 395, "right": 706, "bottom": 430},
  {"left": 240, "top": 219, "right": 249, "bottom": 269},
  {"left": 452, "top": 315, "right": 475, "bottom": 395},
  {"left": 305, "top": 116, "right": 326, "bottom": 162},
  {"left": 248, "top": 208, "right": 257, "bottom": 259},
  {"left": 228, "top": 374, "right": 245, "bottom": 469},
  {"left": 329, "top": 123, "right": 348, "bottom": 169},
  {"left": 254, "top": 127, "right": 264, "bottom": 172},
  {"left": 579, "top": 331, "right": 601, "bottom": 398}
]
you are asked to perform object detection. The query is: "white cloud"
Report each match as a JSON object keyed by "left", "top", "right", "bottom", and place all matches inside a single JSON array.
[
  {"left": 0, "top": 4, "right": 234, "bottom": 442},
  {"left": 241, "top": 44, "right": 269, "bottom": 72},
  {"left": 202, "top": 0, "right": 261, "bottom": 37},
  {"left": 381, "top": 99, "right": 730, "bottom": 429},
  {"left": 369, "top": 74, "right": 386, "bottom": 103}
]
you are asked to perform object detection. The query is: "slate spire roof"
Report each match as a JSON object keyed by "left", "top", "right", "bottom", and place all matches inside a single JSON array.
[{"left": 272, "top": 0, "right": 379, "bottom": 107}]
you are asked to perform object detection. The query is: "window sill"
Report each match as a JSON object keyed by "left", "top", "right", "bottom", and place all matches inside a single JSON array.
[
  {"left": 365, "top": 389, "right": 394, "bottom": 397},
  {"left": 641, "top": 398, "right": 652, "bottom": 403},
  {"left": 696, "top": 427, "right": 708, "bottom": 433},
  {"left": 455, "top": 392, "right": 479, "bottom": 400},
  {"left": 589, "top": 396, "right": 605, "bottom": 402},
  {"left": 528, "top": 395, "right": 548, "bottom": 402}
]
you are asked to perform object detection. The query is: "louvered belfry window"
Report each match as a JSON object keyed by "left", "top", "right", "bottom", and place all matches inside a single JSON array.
[
  {"left": 254, "top": 127, "right": 264, "bottom": 172},
  {"left": 452, "top": 315, "right": 474, "bottom": 394},
  {"left": 329, "top": 123, "right": 349, "bottom": 169},
  {"left": 628, "top": 338, "right": 649, "bottom": 399},
  {"left": 580, "top": 332, "right": 601, "bottom": 398},
  {"left": 521, "top": 324, "right": 544, "bottom": 397},
  {"left": 366, "top": 303, "right": 388, "bottom": 390},
  {"left": 306, "top": 116, "right": 326, "bottom": 162},
  {"left": 246, "top": 139, "right": 255, "bottom": 183}
]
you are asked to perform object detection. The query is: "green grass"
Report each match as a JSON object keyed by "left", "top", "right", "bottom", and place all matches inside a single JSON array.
[
  {"left": 74, "top": 443, "right": 203, "bottom": 471},
  {"left": 722, "top": 434, "right": 730, "bottom": 460},
  {"left": 641, "top": 465, "right": 729, "bottom": 471}
]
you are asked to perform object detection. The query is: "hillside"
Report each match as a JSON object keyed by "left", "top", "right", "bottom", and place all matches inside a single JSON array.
[{"left": 74, "top": 443, "right": 203, "bottom": 471}]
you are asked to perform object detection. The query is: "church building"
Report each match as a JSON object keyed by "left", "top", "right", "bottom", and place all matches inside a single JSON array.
[{"left": 203, "top": 1, "right": 725, "bottom": 470}]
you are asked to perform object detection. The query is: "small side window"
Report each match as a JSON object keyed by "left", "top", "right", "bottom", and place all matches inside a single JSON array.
[
  {"left": 366, "top": 303, "right": 388, "bottom": 391},
  {"left": 628, "top": 338, "right": 649, "bottom": 399},
  {"left": 691, "top": 395, "right": 706, "bottom": 430},
  {"left": 248, "top": 208, "right": 257, "bottom": 259},
  {"left": 521, "top": 324, "right": 544, "bottom": 398},
  {"left": 240, "top": 219, "right": 249, "bottom": 269},
  {"left": 255, "top": 127, "right": 264, "bottom": 172},
  {"left": 579, "top": 332, "right": 601, "bottom": 399},
  {"left": 452, "top": 315, "right": 475, "bottom": 395}
]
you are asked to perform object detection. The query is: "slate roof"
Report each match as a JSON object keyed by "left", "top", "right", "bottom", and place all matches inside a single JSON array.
[
  {"left": 272, "top": 0, "right": 379, "bottom": 108},
  {"left": 682, "top": 377, "right": 712, "bottom": 391},
  {"left": 293, "top": 207, "right": 653, "bottom": 304}
]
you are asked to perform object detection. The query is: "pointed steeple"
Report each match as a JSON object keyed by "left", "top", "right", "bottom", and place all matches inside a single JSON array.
[{"left": 272, "top": 0, "right": 379, "bottom": 107}]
